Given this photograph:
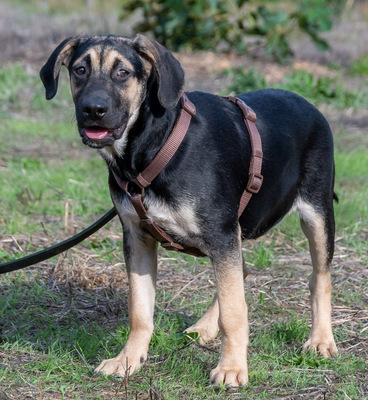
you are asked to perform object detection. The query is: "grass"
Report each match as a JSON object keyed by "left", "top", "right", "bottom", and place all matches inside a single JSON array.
[
  {"left": 1, "top": 264, "right": 367, "bottom": 399},
  {"left": 0, "top": 63, "right": 73, "bottom": 120},
  {"left": 1, "top": 37, "right": 368, "bottom": 400},
  {"left": 0, "top": 64, "right": 111, "bottom": 235},
  {"left": 351, "top": 54, "right": 368, "bottom": 76}
]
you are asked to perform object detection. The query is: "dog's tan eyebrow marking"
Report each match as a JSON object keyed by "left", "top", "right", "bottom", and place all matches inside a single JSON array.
[
  {"left": 72, "top": 48, "right": 100, "bottom": 69},
  {"left": 101, "top": 49, "right": 134, "bottom": 73},
  {"left": 89, "top": 48, "right": 101, "bottom": 70}
]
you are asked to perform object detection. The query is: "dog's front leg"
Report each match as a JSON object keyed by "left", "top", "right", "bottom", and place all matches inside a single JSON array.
[
  {"left": 209, "top": 232, "right": 249, "bottom": 388},
  {"left": 95, "top": 226, "right": 158, "bottom": 378}
]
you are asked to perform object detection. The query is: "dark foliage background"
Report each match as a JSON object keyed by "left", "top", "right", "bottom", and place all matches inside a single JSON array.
[{"left": 121, "top": 0, "right": 348, "bottom": 62}]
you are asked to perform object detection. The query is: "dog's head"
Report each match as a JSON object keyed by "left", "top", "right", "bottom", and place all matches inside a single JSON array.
[{"left": 40, "top": 34, "right": 185, "bottom": 150}]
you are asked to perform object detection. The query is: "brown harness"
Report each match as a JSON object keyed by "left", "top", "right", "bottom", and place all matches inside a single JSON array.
[{"left": 111, "top": 93, "right": 263, "bottom": 257}]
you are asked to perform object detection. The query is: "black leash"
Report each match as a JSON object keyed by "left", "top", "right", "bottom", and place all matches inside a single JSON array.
[{"left": 0, "top": 207, "right": 117, "bottom": 275}]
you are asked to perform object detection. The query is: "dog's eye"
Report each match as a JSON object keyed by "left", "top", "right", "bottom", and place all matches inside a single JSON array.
[
  {"left": 117, "top": 69, "right": 130, "bottom": 78},
  {"left": 75, "top": 66, "right": 86, "bottom": 76}
]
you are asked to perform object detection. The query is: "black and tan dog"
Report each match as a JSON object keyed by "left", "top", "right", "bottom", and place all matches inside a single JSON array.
[{"left": 40, "top": 34, "right": 338, "bottom": 387}]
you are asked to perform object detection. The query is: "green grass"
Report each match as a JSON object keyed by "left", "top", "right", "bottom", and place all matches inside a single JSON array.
[
  {"left": 0, "top": 270, "right": 366, "bottom": 399},
  {"left": 351, "top": 54, "right": 368, "bottom": 75},
  {"left": 0, "top": 150, "right": 110, "bottom": 234},
  {"left": 0, "top": 64, "right": 111, "bottom": 235},
  {"left": 0, "top": 63, "right": 73, "bottom": 120},
  {"left": 1, "top": 55, "right": 367, "bottom": 398}
]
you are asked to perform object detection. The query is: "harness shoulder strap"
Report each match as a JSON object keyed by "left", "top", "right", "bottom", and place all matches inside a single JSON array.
[
  {"left": 134, "top": 93, "right": 196, "bottom": 189},
  {"left": 224, "top": 96, "right": 263, "bottom": 217}
]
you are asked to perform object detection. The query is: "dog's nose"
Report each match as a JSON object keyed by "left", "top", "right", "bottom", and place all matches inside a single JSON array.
[{"left": 81, "top": 99, "right": 108, "bottom": 120}]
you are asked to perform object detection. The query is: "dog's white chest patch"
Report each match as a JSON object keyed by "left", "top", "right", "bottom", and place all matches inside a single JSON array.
[{"left": 119, "top": 193, "right": 200, "bottom": 238}]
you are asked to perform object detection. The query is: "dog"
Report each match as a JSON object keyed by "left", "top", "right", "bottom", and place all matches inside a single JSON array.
[{"left": 40, "top": 34, "right": 338, "bottom": 387}]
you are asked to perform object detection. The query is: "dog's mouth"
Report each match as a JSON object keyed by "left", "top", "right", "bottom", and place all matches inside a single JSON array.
[{"left": 81, "top": 124, "right": 126, "bottom": 147}]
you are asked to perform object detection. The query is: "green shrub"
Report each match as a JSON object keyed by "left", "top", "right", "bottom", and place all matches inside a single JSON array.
[
  {"left": 121, "top": 0, "right": 345, "bottom": 62},
  {"left": 223, "top": 67, "right": 368, "bottom": 108},
  {"left": 223, "top": 67, "right": 267, "bottom": 93}
]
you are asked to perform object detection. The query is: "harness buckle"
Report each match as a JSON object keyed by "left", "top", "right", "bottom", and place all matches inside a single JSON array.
[
  {"left": 253, "top": 149, "right": 263, "bottom": 159},
  {"left": 246, "top": 173, "right": 263, "bottom": 194}
]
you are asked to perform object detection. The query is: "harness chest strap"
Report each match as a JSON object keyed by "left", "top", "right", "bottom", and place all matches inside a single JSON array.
[{"left": 111, "top": 93, "right": 263, "bottom": 256}]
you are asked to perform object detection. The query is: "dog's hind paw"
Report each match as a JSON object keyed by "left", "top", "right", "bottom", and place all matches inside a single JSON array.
[
  {"left": 185, "top": 325, "right": 218, "bottom": 345},
  {"left": 302, "top": 336, "right": 338, "bottom": 358}
]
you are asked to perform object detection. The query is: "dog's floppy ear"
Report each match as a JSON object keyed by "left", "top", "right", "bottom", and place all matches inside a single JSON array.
[
  {"left": 40, "top": 37, "right": 80, "bottom": 100},
  {"left": 133, "top": 34, "right": 185, "bottom": 109}
]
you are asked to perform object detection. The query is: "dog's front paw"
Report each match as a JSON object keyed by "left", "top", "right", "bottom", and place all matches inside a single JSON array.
[
  {"left": 210, "top": 364, "right": 248, "bottom": 388},
  {"left": 95, "top": 353, "right": 146, "bottom": 377},
  {"left": 302, "top": 335, "right": 338, "bottom": 358}
]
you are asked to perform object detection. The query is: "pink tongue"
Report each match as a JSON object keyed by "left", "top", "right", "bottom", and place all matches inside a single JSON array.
[{"left": 85, "top": 129, "right": 109, "bottom": 140}]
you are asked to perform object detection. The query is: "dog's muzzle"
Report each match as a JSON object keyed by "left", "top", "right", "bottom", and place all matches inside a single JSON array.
[
  {"left": 77, "top": 94, "right": 128, "bottom": 147},
  {"left": 80, "top": 123, "right": 126, "bottom": 147}
]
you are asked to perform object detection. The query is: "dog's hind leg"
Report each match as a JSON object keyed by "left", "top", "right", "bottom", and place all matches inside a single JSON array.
[
  {"left": 297, "top": 198, "right": 338, "bottom": 357},
  {"left": 95, "top": 226, "right": 158, "bottom": 377},
  {"left": 185, "top": 293, "right": 220, "bottom": 345},
  {"left": 185, "top": 259, "right": 249, "bottom": 345}
]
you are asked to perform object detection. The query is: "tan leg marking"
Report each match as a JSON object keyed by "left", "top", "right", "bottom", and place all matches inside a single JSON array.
[
  {"left": 95, "top": 214, "right": 158, "bottom": 377},
  {"left": 302, "top": 269, "right": 337, "bottom": 357},
  {"left": 298, "top": 200, "right": 337, "bottom": 357},
  {"left": 210, "top": 231, "right": 249, "bottom": 387}
]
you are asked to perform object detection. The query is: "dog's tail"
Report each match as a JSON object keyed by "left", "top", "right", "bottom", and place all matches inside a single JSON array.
[{"left": 333, "top": 163, "right": 339, "bottom": 203}]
